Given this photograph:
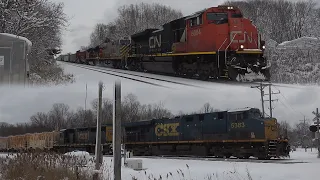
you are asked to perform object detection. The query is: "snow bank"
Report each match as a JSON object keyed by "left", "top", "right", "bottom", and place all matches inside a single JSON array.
[
  {"left": 64, "top": 150, "right": 93, "bottom": 166},
  {"left": 277, "top": 36, "right": 320, "bottom": 49},
  {"left": 100, "top": 148, "right": 320, "bottom": 180},
  {"left": 0, "top": 33, "right": 32, "bottom": 52}
]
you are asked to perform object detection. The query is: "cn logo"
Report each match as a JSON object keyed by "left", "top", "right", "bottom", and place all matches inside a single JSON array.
[
  {"left": 230, "top": 31, "right": 253, "bottom": 44},
  {"left": 149, "top": 35, "right": 161, "bottom": 49}
]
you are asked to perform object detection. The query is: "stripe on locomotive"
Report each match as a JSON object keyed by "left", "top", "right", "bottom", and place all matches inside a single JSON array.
[
  {"left": 120, "top": 44, "right": 130, "bottom": 57},
  {"left": 124, "top": 139, "right": 288, "bottom": 145},
  {"left": 128, "top": 50, "right": 262, "bottom": 58}
]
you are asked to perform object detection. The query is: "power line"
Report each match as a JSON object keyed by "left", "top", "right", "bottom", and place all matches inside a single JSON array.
[
  {"left": 273, "top": 85, "right": 306, "bottom": 118},
  {"left": 251, "top": 82, "right": 279, "bottom": 118}
]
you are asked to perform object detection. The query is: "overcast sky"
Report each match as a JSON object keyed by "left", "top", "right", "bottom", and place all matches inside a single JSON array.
[{"left": 52, "top": 0, "right": 227, "bottom": 54}]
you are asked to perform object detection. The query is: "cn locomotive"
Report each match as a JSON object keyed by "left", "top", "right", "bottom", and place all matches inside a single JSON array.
[
  {"left": 58, "top": 5, "right": 270, "bottom": 82},
  {"left": 1, "top": 107, "right": 290, "bottom": 160}
]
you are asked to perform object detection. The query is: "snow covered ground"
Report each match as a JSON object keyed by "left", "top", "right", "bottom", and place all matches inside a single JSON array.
[
  {"left": 0, "top": 148, "right": 318, "bottom": 180},
  {"left": 100, "top": 148, "right": 319, "bottom": 180},
  {"left": 1, "top": 61, "right": 320, "bottom": 125}
]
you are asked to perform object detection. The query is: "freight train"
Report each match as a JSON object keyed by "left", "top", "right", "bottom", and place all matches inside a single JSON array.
[
  {"left": 58, "top": 5, "right": 270, "bottom": 82},
  {"left": 0, "top": 107, "right": 290, "bottom": 160}
]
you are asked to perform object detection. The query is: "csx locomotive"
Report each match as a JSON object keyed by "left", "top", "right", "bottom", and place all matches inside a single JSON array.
[
  {"left": 58, "top": 5, "right": 270, "bottom": 82},
  {"left": 0, "top": 107, "right": 290, "bottom": 160}
]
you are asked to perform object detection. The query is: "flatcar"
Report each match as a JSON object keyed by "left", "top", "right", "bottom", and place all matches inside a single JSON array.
[{"left": 59, "top": 5, "right": 270, "bottom": 82}]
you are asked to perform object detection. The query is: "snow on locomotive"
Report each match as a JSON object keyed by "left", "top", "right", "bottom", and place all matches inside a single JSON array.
[{"left": 70, "top": 5, "right": 269, "bottom": 82}]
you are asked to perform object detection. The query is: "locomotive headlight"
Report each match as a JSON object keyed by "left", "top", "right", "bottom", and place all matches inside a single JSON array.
[
  {"left": 240, "top": 45, "right": 244, "bottom": 49},
  {"left": 262, "top": 45, "right": 266, "bottom": 49}
]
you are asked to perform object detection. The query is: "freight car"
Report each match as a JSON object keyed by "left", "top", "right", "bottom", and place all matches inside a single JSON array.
[
  {"left": 1, "top": 107, "right": 290, "bottom": 160},
  {"left": 52, "top": 126, "right": 113, "bottom": 155},
  {"left": 60, "top": 5, "right": 270, "bottom": 82},
  {"left": 0, "top": 137, "right": 8, "bottom": 152},
  {"left": 5, "top": 131, "right": 59, "bottom": 152},
  {"left": 124, "top": 107, "right": 290, "bottom": 159}
]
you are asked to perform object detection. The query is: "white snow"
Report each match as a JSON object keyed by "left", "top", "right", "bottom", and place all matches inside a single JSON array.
[
  {"left": 0, "top": 148, "right": 319, "bottom": 179},
  {"left": 0, "top": 33, "right": 32, "bottom": 52},
  {"left": 277, "top": 36, "right": 320, "bottom": 49},
  {"left": 227, "top": 107, "right": 253, "bottom": 112},
  {"left": 64, "top": 150, "right": 93, "bottom": 166},
  {"left": 100, "top": 148, "right": 319, "bottom": 180}
]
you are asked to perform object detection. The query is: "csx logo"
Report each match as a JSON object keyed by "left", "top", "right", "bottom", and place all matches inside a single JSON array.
[{"left": 155, "top": 123, "right": 179, "bottom": 136}]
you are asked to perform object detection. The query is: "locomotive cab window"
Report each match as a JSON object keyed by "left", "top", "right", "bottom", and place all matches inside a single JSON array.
[
  {"left": 189, "top": 14, "right": 203, "bottom": 27},
  {"left": 206, "top": 12, "right": 228, "bottom": 24},
  {"left": 231, "top": 13, "right": 243, "bottom": 18}
]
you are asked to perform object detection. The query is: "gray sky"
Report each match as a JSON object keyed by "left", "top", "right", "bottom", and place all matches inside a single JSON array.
[
  {"left": 52, "top": 0, "right": 226, "bottom": 54},
  {"left": 1, "top": 62, "right": 319, "bottom": 126}
]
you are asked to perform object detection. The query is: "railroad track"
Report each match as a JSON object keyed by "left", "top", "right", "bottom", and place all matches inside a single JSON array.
[
  {"left": 103, "top": 154, "right": 306, "bottom": 164},
  {"left": 62, "top": 61, "right": 307, "bottom": 90},
  {"left": 65, "top": 62, "right": 216, "bottom": 90},
  {"left": 63, "top": 62, "right": 262, "bottom": 89}
]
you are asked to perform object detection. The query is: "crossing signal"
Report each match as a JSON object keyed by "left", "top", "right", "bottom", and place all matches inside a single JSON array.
[{"left": 310, "top": 125, "right": 319, "bottom": 132}]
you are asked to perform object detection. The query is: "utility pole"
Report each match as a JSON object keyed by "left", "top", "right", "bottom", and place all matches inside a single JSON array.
[
  {"left": 300, "top": 116, "right": 307, "bottom": 152},
  {"left": 251, "top": 82, "right": 266, "bottom": 117},
  {"left": 312, "top": 108, "right": 320, "bottom": 158},
  {"left": 93, "top": 81, "right": 103, "bottom": 180},
  {"left": 251, "top": 83, "right": 279, "bottom": 118},
  {"left": 113, "top": 80, "right": 122, "bottom": 180}
]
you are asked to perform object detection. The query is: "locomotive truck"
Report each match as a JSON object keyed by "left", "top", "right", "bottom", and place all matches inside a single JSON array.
[
  {"left": 1, "top": 107, "right": 290, "bottom": 160},
  {"left": 59, "top": 5, "right": 270, "bottom": 82}
]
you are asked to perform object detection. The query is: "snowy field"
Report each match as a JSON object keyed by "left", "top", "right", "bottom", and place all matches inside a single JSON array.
[
  {"left": 100, "top": 148, "right": 319, "bottom": 180},
  {"left": 1, "top": 61, "right": 320, "bottom": 125},
  {"left": 1, "top": 148, "right": 318, "bottom": 180}
]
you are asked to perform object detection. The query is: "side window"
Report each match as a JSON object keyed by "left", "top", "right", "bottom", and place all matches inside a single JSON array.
[
  {"left": 236, "top": 113, "right": 243, "bottom": 120},
  {"left": 189, "top": 14, "right": 203, "bottom": 27},
  {"left": 199, "top": 114, "right": 204, "bottom": 121},
  {"left": 190, "top": 17, "right": 197, "bottom": 27},
  {"left": 218, "top": 112, "right": 224, "bottom": 119}
]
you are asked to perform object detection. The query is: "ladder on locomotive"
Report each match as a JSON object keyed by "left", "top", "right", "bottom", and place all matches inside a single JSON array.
[
  {"left": 267, "top": 140, "right": 277, "bottom": 157},
  {"left": 217, "top": 33, "right": 238, "bottom": 79}
]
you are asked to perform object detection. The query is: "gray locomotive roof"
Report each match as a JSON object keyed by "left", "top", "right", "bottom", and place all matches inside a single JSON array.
[
  {"left": 185, "top": 8, "right": 208, "bottom": 20},
  {"left": 227, "top": 107, "right": 254, "bottom": 113}
]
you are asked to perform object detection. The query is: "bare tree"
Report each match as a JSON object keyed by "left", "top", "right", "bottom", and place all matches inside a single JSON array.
[
  {"left": 0, "top": 0, "right": 73, "bottom": 85},
  {"left": 89, "top": 23, "right": 110, "bottom": 47},
  {"left": 88, "top": 2, "right": 183, "bottom": 45}
]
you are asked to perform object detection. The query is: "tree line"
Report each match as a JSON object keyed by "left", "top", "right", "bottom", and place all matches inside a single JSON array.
[
  {"left": 87, "top": 2, "right": 183, "bottom": 48},
  {"left": 0, "top": 92, "right": 315, "bottom": 148},
  {"left": 0, "top": 93, "right": 217, "bottom": 137},
  {"left": 0, "top": 0, "right": 74, "bottom": 85}
]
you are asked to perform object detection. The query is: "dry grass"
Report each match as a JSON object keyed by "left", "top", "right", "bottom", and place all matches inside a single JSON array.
[
  {"left": 130, "top": 163, "right": 255, "bottom": 180},
  {"left": 0, "top": 152, "right": 95, "bottom": 180}
]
